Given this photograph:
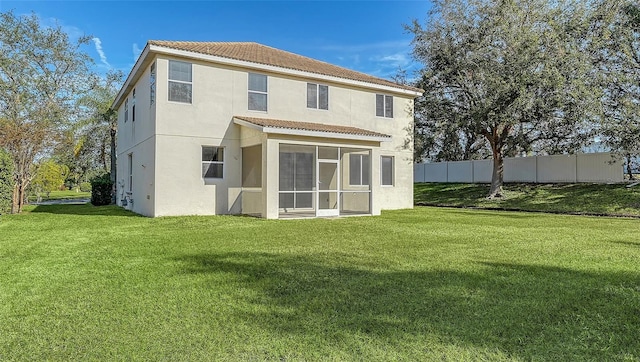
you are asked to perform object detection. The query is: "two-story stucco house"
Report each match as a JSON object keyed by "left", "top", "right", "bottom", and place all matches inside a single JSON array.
[{"left": 111, "top": 41, "right": 423, "bottom": 218}]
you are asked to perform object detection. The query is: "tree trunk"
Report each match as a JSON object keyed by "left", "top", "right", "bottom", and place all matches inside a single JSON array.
[
  {"left": 626, "top": 154, "right": 634, "bottom": 180},
  {"left": 488, "top": 147, "right": 504, "bottom": 198},
  {"left": 110, "top": 127, "right": 117, "bottom": 204},
  {"left": 11, "top": 178, "right": 28, "bottom": 213}
]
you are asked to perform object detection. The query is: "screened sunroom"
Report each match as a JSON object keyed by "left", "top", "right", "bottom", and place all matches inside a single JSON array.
[{"left": 235, "top": 116, "right": 390, "bottom": 219}]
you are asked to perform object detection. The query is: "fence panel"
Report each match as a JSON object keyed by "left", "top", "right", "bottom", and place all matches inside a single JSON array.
[
  {"left": 504, "top": 157, "right": 537, "bottom": 182},
  {"left": 423, "top": 162, "right": 448, "bottom": 182},
  {"left": 472, "top": 160, "right": 493, "bottom": 183},
  {"left": 576, "top": 153, "right": 623, "bottom": 182},
  {"left": 537, "top": 155, "right": 577, "bottom": 182},
  {"left": 413, "top": 163, "right": 425, "bottom": 182},
  {"left": 447, "top": 161, "right": 474, "bottom": 182}
]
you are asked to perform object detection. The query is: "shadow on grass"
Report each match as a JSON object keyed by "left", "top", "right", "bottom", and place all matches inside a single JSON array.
[
  {"left": 30, "top": 203, "right": 142, "bottom": 217},
  {"left": 415, "top": 183, "right": 640, "bottom": 215},
  {"left": 177, "top": 252, "right": 640, "bottom": 360}
]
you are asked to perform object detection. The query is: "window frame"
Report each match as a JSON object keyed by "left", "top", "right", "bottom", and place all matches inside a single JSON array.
[
  {"left": 349, "top": 153, "right": 370, "bottom": 186},
  {"left": 381, "top": 156, "right": 394, "bottom": 186},
  {"left": 307, "top": 83, "right": 329, "bottom": 110},
  {"left": 375, "top": 94, "right": 393, "bottom": 118},
  {"left": 168, "top": 60, "right": 193, "bottom": 104},
  {"left": 150, "top": 62, "right": 156, "bottom": 106},
  {"left": 248, "top": 73, "right": 268, "bottom": 112},
  {"left": 201, "top": 146, "right": 224, "bottom": 180},
  {"left": 127, "top": 153, "right": 133, "bottom": 192},
  {"left": 124, "top": 98, "right": 128, "bottom": 123}
]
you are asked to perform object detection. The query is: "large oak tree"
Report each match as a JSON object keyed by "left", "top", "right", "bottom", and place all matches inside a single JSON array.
[{"left": 409, "top": 0, "right": 601, "bottom": 197}]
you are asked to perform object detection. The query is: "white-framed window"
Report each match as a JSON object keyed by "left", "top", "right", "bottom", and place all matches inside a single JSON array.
[
  {"left": 202, "top": 146, "right": 224, "bottom": 179},
  {"left": 124, "top": 98, "right": 129, "bottom": 122},
  {"left": 132, "top": 88, "right": 136, "bottom": 122},
  {"left": 128, "top": 153, "right": 133, "bottom": 192},
  {"left": 248, "top": 73, "right": 267, "bottom": 111},
  {"left": 376, "top": 94, "right": 393, "bottom": 118},
  {"left": 381, "top": 156, "right": 394, "bottom": 186},
  {"left": 307, "top": 83, "right": 329, "bottom": 110},
  {"left": 168, "top": 60, "right": 192, "bottom": 103},
  {"left": 150, "top": 62, "right": 156, "bottom": 105},
  {"left": 349, "top": 153, "right": 370, "bottom": 186}
]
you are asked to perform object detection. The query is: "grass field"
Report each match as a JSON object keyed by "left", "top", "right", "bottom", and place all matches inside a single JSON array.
[
  {"left": 1, "top": 204, "right": 638, "bottom": 360},
  {"left": 415, "top": 183, "right": 640, "bottom": 216},
  {"left": 27, "top": 190, "right": 91, "bottom": 202}
]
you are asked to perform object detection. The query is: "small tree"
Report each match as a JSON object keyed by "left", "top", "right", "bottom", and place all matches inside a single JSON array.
[{"left": 30, "top": 160, "right": 69, "bottom": 199}]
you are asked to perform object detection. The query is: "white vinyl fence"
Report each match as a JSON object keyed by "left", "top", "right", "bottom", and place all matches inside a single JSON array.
[{"left": 414, "top": 153, "right": 623, "bottom": 183}]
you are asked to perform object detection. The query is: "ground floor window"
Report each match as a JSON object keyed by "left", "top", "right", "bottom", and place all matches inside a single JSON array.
[
  {"left": 202, "top": 146, "right": 224, "bottom": 179},
  {"left": 381, "top": 156, "right": 394, "bottom": 186}
]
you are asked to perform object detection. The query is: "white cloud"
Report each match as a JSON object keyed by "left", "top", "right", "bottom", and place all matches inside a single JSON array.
[
  {"left": 132, "top": 43, "right": 142, "bottom": 63},
  {"left": 371, "top": 52, "right": 411, "bottom": 69},
  {"left": 92, "top": 37, "right": 111, "bottom": 68}
]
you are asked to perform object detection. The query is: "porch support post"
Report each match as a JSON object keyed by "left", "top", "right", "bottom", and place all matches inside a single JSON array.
[
  {"left": 262, "top": 136, "right": 279, "bottom": 219},
  {"left": 370, "top": 147, "right": 382, "bottom": 216}
]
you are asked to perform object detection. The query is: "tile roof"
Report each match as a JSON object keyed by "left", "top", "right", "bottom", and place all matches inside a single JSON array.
[
  {"left": 234, "top": 116, "right": 391, "bottom": 139},
  {"left": 148, "top": 40, "right": 422, "bottom": 93}
]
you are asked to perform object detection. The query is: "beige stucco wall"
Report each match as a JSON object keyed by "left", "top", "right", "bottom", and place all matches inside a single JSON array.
[
  {"left": 118, "top": 53, "right": 416, "bottom": 217},
  {"left": 116, "top": 60, "right": 157, "bottom": 217}
]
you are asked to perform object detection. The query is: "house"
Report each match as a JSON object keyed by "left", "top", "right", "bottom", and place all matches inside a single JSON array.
[{"left": 111, "top": 41, "right": 423, "bottom": 218}]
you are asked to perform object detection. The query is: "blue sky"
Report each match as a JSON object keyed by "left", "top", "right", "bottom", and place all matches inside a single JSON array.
[{"left": 1, "top": 0, "right": 432, "bottom": 80}]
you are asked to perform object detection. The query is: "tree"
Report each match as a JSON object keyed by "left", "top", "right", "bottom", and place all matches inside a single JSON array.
[
  {"left": 0, "top": 11, "right": 95, "bottom": 213},
  {"left": 0, "top": 148, "right": 13, "bottom": 213},
  {"left": 594, "top": 1, "right": 640, "bottom": 179},
  {"left": 408, "top": 0, "right": 600, "bottom": 197},
  {"left": 55, "top": 70, "right": 123, "bottom": 196},
  {"left": 30, "top": 160, "right": 69, "bottom": 199}
]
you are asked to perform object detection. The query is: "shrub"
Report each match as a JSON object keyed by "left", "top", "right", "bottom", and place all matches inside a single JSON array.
[
  {"left": 80, "top": 182, "right": 92, "bottom": 193},
  {"left": 90, "top": 173, "right": 113, "bottom": 206},
  {"left": 0, "top": 149, "right": 14, "bottom": 214}
]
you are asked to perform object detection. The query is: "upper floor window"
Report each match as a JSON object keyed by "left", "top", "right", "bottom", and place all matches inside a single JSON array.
[
  {"left": 150, "top": 62, "right": 156, "bottom": 105},
  {"left": 248, "top": 73, "right": 267, "bottom": 111},
  {"left": 307, "top": 83, "right": 328, "bottom": 110},
  {"left": 124, "top": 98, "right": 129, "bottom": 122},
  {"left": 168, "top": 60, "right": 192, "bottom": 103},
  {"left": 349, "top": 153, "right": 370, "bottom": 186},
  {"left": 381, "top": 156, "right": 394, "bottom": 186},
  {"left": 376, "top": 94, "right": 393, "bottom": 118},
  {"left": 132, "top": 89, "right": 136, "bottom": 122},
  {"left": 202, "top": 146, "right": 224, "bottom": 179}
]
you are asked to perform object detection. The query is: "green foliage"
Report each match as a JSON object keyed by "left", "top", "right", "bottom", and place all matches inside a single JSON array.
[
  {"left": 79, "top": 182, "right": 92, "bottom": 193},
  {"left": 593, "top": 1, "right": 640, "bottom": 177},
  {"left": 408, "top": 0, "right": 601, "bottom": 194},
  {"left": 0, "top": 207, "right": 638, "bottom": 359},
  {"left": 31, "top": 160, "right": 69, "bottom": 197},
  {"left": 0, "top": 148, "right": 14, "bottom": 213},
  {"left": 0, "top": 10, "right": 96, "bottom": 213},
  {"left": 90, "top": 173, "right": 112, "bottom": 206}
]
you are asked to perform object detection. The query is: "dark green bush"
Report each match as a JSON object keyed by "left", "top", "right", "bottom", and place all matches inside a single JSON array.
[
  {"left": 0, "top": 149, "right": 14, "bottom": 214},
  {"left": 90, "top": 173, "right": 112, "bottom": 206}
]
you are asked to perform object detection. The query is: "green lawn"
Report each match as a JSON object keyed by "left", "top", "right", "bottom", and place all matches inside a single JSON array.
[
  {"left": 27, "top": 190, "right": 91, "bottom": 202},
  {"left": 1, "top": 205, "right": 639, "bottom": 360},
  {"left": 415, "top": 183, "right": 640, "bottom": 216}
]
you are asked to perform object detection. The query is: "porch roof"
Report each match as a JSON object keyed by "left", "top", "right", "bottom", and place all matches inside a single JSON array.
[{"left": 233, "top": 116, "right": 392, "bottom": 143}]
